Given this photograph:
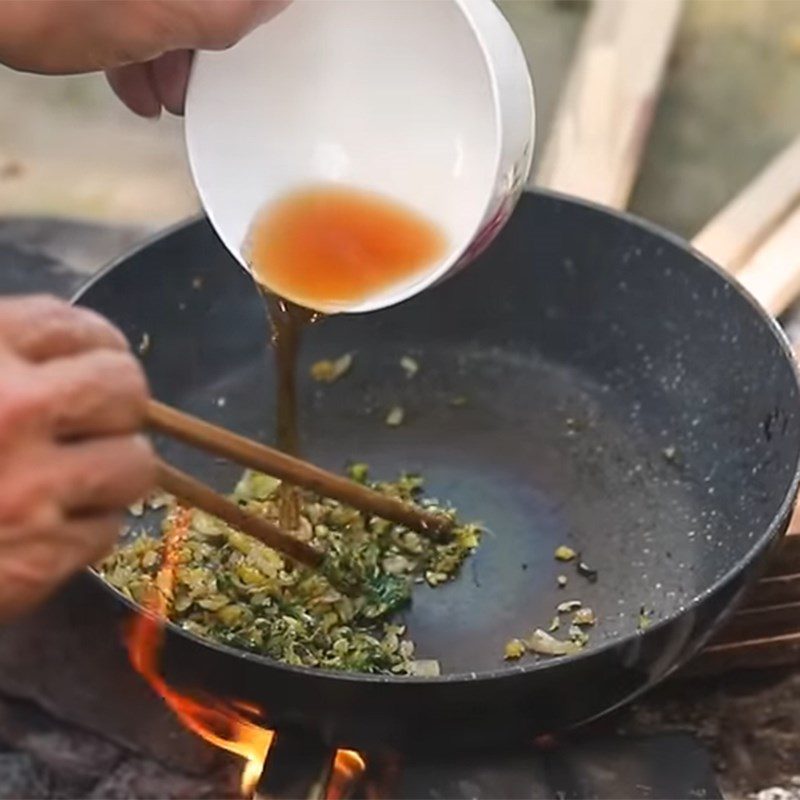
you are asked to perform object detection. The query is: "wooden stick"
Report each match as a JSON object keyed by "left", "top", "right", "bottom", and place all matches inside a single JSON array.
[
  {"left": 154, "top": 458, "right": 324, "bottom": 570},
  {"left": 734, "top": 205, "right": 800, "bottom": 317},
  {"left": 534, "top": 0, "right": 683, "bottom": 209},
  {"left": 688, "top": 630, "right": 800, "bottom": 676},
  {"left": 146, "top": 400, "right": 453, "bottom": 537},
  {"left": 712, "top": 601, "right": 800, "bottom": 645},
  {"left": 688, "top": 139, "right": 800, "bottom": 316},
  {"left": 692, "top": 136, "right": 800, "bottom": 271}
]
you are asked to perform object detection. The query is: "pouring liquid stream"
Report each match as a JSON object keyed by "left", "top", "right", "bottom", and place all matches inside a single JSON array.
[{"left": 247, "top": 184, "right": 447, "bottom": 529}]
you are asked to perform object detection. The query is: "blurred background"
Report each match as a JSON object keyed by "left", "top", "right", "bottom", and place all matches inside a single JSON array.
[{"left": 0, "top": 0, "right": 798, "bottom": 240}]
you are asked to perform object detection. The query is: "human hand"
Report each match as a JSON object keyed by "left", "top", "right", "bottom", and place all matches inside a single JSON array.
[
  {"left": 0, "top": 296, "right": 155, "bottom": 620},
  {"left": 0, "top": 0, "right": 287, "bottom": 117}
]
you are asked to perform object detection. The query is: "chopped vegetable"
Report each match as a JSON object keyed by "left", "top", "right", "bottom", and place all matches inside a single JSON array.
[
  {"left": 573, "top": 607, "right": 596, "bottom": 627},
  {"left": 409, "top": 659, "right": 441, "bottom": 677},
  {"left": 554, "top": 545, "right": 577, "bottom": 562},
  {"left": 638, "top": 606, "right": 653, "bottom": 631},
  {"left": 347, "top": 463, "right": 370, "bottom": 483},
  {"left": 385, "top": 406, "right": 405, "bottom": 427},
  {"left": 557, "top": 600, "right": 582, "bottom": 614},
  {"left": 504, "top": 639, "right": 526, "bottom": 660},
  {"left": 310, "top": 353, "right": 353, "bottom": 383},
  {"left": 577, "top": 561, "right": 598, "bottom": 583},
  {"left": 400, "top": 356, "right": 419, "bottom": 378},
  {"left": 547, "top": 616, "right": 560, "bottom": 633},
  {"left": 99, "top": 468, "right": 480, "bottom": 676},
  {"left": 234, "top": 470, "right": 281, "bottom": 501},
  {"left": 128, "top": 499, "right": 145, "bottom": 517},
  {"left": 568, "top": 625, "right": 590, "bottom": 647},
  {"left": 526, "top": 629, "right": 580, "bottom": 657},
  {"left": 557, "top": 574, "right": 568, "bottom": 588},
  {"left": 137, "top": 332, "right": 151, "bottom": 356},
  {"left": 146, "top": 491, "right": 170, "bottom": 511}
]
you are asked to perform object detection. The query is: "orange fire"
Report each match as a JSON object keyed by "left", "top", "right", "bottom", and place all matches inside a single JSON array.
[
  {"left": 327, "top": 750, "right": 367, "bottom": 800},
  {"left": 125, "top": 509, "right": 274, "bottom": 796},
  {"left": 125, "top": 507, "right": 369, "bottom": 798}
]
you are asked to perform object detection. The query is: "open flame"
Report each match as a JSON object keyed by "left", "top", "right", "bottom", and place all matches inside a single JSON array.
[
  {"left": 125, "top": 509, "right": 274, "bottom": 795},
  {"left": 326, "top": 750, "right": 366, "bottom": 800},
  {"left": 124, "top": 508, "right": 369, "bottom": 797}
]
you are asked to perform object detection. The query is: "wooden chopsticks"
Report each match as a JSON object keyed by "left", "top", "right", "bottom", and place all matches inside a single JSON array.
[
  {"left": 144, "top": 400, "right": 453, "bottom": 568},
  {"left": 153, "top": 458, "right": 324, "bottom": 570}
]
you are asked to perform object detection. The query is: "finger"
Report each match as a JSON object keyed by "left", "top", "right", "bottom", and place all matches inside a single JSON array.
[
  {"left": 106, "top": 62, "right": 162, "bottom": 118},
  {"left": 63, "top": 511, "right": 125, "bottom": 565},
  {"left": 0, "top": 510, "right": 122, "bottom": 621},
  {"left": 55, "top": 435, "right": 156, "bottom": 514},
  {"left": 0, "top": 296, "right": 129, "bottom": 362},
  {"left": 151, "top": 49, "right": 193, "bottom": 116},
  {"left": 39, "top": 349, "right": 149, "bottom": 439},
  {"left": 160, "top": 1, "right": 289, "bottom": 51}
]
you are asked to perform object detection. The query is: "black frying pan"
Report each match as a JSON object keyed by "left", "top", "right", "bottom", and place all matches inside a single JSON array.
[{"left": 75, "top": 191, "right": 800, "bottom": 751}]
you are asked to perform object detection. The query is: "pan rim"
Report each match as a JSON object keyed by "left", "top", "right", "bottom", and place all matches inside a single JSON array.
[{"left": 75, "top": 189, "right": 800, "bottom": 687}]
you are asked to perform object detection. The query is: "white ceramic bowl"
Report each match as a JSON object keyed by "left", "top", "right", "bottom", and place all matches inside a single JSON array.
[{"left": 185, "top": 0, "right": 534, "bottom": 313}]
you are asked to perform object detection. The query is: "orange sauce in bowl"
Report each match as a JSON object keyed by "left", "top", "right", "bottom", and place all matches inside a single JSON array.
[{"left": 248, "top": 185, "right": 447, "bottom": 310}]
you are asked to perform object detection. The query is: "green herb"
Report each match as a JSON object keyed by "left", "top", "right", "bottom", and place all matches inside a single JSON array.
[
  {"left": 347, "top": 463, "right": 370, "bottom": 484},
  {"left": 99, "top": 467, "right": 480, "bottom": 676},
  {"left": 638, "top": 606, "right": 653, "bottom": 631}
]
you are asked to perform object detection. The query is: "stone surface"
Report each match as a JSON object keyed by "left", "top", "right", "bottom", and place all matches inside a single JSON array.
[
  {"left": 87, "top": 758, "right": 237, "bottom": 800},
  {"left": 0, "top": 753, "right": 48, "bottom": 800},
  {"left": 615, "top": 668, "right": 800, "bottom": 800},
  {"left": 0, "top": 695, "right": 122, "bottom": 788},
  {"left": 0, "top": 578, "right": 221, "bottom": 776}
]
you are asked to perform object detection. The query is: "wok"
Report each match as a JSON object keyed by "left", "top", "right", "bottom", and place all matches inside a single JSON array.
[{"left": 76, "top": 191, "right": 800, "bottom": 750}]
